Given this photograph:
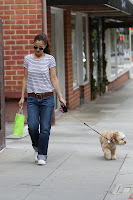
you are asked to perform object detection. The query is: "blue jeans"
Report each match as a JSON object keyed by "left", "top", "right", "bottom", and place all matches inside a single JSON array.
[{"left": 27, "top": 95, "right": 54, "bottom": 160}]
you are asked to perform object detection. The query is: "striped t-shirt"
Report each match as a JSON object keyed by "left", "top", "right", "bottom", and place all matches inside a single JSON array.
[{"left": 23, "top": 54, "right": 56, "bottom": 93}]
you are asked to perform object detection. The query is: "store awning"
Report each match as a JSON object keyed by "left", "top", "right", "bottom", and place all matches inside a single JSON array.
[
  {"left": 105, "top": 16, "right": 133, "bottom": 28},
  {"left": 47, "top": 0, "right": 133, "bottom": 27}
]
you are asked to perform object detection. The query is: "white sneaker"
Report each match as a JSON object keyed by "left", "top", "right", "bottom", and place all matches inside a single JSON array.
[
  {"left": 34, "top": 152, "right": 38, "bottom": 162},
  {"left": 38, "top": 159, "right": 46, "bottom": 165}
]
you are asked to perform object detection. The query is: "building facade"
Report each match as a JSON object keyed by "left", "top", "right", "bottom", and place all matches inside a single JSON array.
[{"left": 0, "top": 0, "right": 133, "bottom": 125}]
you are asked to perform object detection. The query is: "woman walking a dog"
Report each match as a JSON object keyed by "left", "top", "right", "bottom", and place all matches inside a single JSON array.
[{"left": 19, "top": 33, "right": 66, "bottom": 165}]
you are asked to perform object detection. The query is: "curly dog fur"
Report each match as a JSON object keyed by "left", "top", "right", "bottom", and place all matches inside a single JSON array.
[{"left": 99, "top": 130, "right": 126, "bottom": 160}]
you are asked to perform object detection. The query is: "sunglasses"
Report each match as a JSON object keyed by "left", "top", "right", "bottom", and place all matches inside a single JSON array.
[{"left": 33, "top": 46, "right": 44, "bottom": 51}]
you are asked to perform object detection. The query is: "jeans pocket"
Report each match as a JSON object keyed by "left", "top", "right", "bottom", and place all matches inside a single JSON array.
[{"left": 27, "top": 96, "right": 35, "bottom": 102}]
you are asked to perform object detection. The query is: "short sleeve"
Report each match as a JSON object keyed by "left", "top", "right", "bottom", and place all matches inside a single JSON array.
[
  {"left": 23, "top": 56, "right": 28, "bottom": 69},
  {"left": 49, "top": 56, "right": 56, "bottom": 69}
]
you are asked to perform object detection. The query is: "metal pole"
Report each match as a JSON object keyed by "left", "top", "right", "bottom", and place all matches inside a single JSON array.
[
  {"left": 42, "top": 0, "right": 47, "bottom": 35},
  {"left": 0, "top": 19, "right": 5, "bottom": 150}
]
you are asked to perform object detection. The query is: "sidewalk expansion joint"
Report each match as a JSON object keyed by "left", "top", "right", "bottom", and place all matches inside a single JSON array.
[
  {"left": 103, "top": 154, "right": 128, "bottom": 200},
  {"left": 22, "top": 152, "right": 74, "bottom": 200},
  {"left": 40, "top": 152, "right": 74, "bottom": 184}
]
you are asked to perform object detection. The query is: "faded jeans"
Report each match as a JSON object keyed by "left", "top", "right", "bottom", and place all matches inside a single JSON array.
[{"left": 27, "top": 95, "right": 54, "bottom": 160}]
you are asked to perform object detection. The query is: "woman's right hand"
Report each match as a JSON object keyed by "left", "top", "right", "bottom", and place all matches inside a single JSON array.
[
  {"left": 18, "top": 98, "right": 24, "bottom": 107},
  {"left": 59, "top": 96, "right": 66, "bottom": 107}
]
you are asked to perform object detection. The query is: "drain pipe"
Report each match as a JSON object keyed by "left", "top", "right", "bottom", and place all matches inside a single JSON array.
[{"left": 42, "top": 0, "right": 47, "bottom": 35}]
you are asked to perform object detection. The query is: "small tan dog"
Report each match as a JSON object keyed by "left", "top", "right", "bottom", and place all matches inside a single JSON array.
[{"left": 99, "top": 130, "right": 126, "bottom": 160}]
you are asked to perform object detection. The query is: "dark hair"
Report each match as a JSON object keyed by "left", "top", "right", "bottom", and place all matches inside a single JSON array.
[{"left": 34, "top": 33, "right": 50, "bottom": 54}]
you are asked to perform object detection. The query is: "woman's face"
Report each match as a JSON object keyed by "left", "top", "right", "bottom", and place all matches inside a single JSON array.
[{"left": 33, "top": 40, "right": 46, "bottom": 57}]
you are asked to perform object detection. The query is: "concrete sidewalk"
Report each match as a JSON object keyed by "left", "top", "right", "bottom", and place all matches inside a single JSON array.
[{"left": 1, "top": 79, "right": 133, "bottom": 200}]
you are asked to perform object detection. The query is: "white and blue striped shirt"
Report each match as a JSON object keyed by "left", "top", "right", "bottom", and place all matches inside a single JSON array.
[{"left": 23, "top": 54, "right": 56, "bottom": 93}]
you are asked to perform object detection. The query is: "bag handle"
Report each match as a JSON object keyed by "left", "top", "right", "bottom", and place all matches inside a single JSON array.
[{"left": 18, "top": 107, "right": 23, "bottom": 115}]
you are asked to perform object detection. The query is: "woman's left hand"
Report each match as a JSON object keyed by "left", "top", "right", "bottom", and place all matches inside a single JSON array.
[{"left": 59, "top": 96, "right": 66, "bottom": 107}]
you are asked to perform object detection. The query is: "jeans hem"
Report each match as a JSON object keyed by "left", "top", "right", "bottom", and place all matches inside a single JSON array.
[{"left": 38, "top": 154, "right": 47, "bottom": 161}]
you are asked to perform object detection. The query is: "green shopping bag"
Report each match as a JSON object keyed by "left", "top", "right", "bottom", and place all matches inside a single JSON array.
[{"left": 13, "top": 107, "right": 25, "bottom": 137}]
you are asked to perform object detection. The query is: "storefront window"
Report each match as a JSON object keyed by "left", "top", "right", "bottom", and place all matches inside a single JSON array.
[
  {"left": 110, "top": 28, "right": 130, "bottom": 77},
  {"left": 82, "top": 16, "right": 88, "bottom": 82},
  {"left": 110, "top": 28, "right": 116, "bottom": 76},
  {"left": 71, "top": 14, "right": 78, "bottom": 88},
  {"left": 117, "top": 28, "right": 130, "bottom": 72},
  {"left": 92, "top": 28, "right": 98, "bottom": 85}
]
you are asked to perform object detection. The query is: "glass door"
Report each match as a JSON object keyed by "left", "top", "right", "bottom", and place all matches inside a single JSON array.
[
  {"left": 51, "top": 8, "right": 65, "bottom": 109},
  {"left": 51, "top": 13, "right": 58, "bottom": 108}
]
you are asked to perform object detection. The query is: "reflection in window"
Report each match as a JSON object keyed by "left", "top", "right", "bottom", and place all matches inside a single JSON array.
[
  {"left": 71, "top": 14, "right": 78, "bottom": 88},
  {"left": 110, "top": 28, "right": 116, "bottom": 75},
  {"left": 82, "top": 16, "right": 87, "bottom": 82},
  {"left": 92, "top": 28, "right": 98, "bottom": 85},
  {"left": 110, "top": 28, "right": 130, "bottom": 77},
  {"left": 117, "top": 28, "right": 130, "bottom": 68}
]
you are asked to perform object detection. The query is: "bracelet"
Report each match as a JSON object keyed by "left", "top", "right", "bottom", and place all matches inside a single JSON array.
[{"left": 58, "top": 94, "right": 62, "bottom": 98}]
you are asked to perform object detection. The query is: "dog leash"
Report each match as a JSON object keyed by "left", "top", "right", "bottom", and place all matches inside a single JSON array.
[{"left": 59, "top": 106, "right": 112, "bottom": 144}]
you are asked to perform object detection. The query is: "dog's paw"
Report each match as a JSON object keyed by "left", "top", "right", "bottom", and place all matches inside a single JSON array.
[
  {"left": 104, "top": 154, "right": 111, "bottom": 160},
  {"left": 112, "top": 155, "right": 117, "bottom": 160}
]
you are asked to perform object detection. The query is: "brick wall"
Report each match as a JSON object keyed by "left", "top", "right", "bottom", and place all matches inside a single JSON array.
[
  {"left": 0, "top": 19, "right": 5, "bottom": 151},
  {"left": 0, "top": 0, "right": 43, "bottom": 97},
  {"left": 80, "top": 83, "right": 91, "bottom": 103},
  {"left": 108, "top": 72, "right": 129, "bottom": 91}
]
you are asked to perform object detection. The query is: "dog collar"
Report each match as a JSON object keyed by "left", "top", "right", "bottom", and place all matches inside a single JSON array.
[{"left": 107, "top": 138, "right": 113, "bottom": 144}]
